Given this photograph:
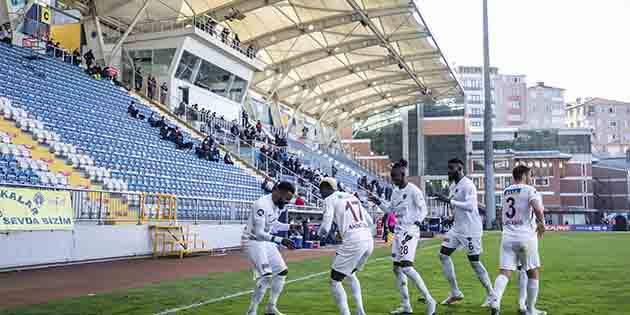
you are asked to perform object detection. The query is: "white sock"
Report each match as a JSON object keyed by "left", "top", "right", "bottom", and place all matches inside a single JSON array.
[
  {"left": 526, "top": 279, "right": 540, "bottom": 313},
  {"left": 493, "top": 274, "right": 509, "bottom": 308},
  {"left": 330, "top": 280, "right": 351, "bottom": 315},
  {"left": 470, "top": 261, "right": 494, "bottom": 296},
  {"left": 402, "top": 266, "right": 434, "bottom": 302},
  {"left": 394, "top": 267, "right": 411, "bottom": 307},
  {"left": 518, "top": 269, "right": 528, "bottom": 308},
  {"left": 267, "top": 275, "right": 286, "bottom": 309},
  {"left": 346, "top": 274, "right": 366, "bottom": 315},
  {"left": 439, "top": 253, "right": 461, "bottom": 296},
  {"left": 248, "top": 275, "right": 272, "bottom": 314}
]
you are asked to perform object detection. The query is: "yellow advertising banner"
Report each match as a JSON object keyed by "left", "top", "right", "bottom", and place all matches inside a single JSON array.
[
  {"left": 0, "top": 187, "right": 74, "bottom": 231},
  {"left": 40, "top": 6, "right": 51, "bottom": 25}
]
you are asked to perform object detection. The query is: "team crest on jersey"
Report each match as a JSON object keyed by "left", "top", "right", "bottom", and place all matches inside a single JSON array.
[
  {"left": 402, "top": 194, "right": 407, "bottom": 199},
  {"left": 257, "top": 209, "right": 265, "bottom": 216}
]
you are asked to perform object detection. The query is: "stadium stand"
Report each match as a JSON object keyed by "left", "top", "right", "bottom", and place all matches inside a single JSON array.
[{"left": 0, "top": 43, "right": 266, "bottom": 220}]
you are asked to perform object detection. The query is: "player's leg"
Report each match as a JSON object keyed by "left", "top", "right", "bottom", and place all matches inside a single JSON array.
[
  {"left": 397, "top": 235, "right": 436, "bottom": 315},
  {"left": 245, "top": 244, "right": 272, "bottom": 315},
  {"left": 439, "top": 232, "right": 464, "bottom": 304},
  {"left": 265, "top": 243, "right": 289, "bottom": 315},
  {"left": 345, "top": 241, "right": 374, "bottom": 315},
  {"left": 490, "top": 238, "right": 518, "bottom": 315},
  {"left": 464, "top": 236, "right": 494, "bottom": 305},
  {"left": 517, "top": 265, "right": 528, "bottom": 314},
  {"left": 330, "top": 269, "right": 351, "bottom": 315},
  {"left": 524, "top": 239, "right": 545, "bottom": 315},
  {"left": 391, "top": 234, "right": 412, "bottom": 314}
]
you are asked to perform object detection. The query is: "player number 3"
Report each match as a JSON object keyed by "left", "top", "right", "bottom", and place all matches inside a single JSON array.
[{"left": 505, "top": 197, "right": 516, "bottom": 219}]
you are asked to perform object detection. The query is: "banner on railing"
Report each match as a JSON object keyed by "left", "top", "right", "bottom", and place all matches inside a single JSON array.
[{"left": 0, "top": 187, "right": 73, "bottom": 231}]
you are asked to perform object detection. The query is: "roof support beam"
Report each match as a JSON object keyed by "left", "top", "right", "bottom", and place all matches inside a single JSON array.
[
  {"left": 255, "top": 31, "right": 426, "bottom": 84},
  {"left": 208, "top": 0, "right": 285, "bottom": 22},
  {"left": 344, "top": 0, "right": 428, "bottom": 93},
  {"left": 276, "top": 51, "right": 439, "bottom": 99},
  {"left": 108, "top": 0, "right": 152, "bottom": 66},
  {"left": 244, "top": 6, "right": 411, "bottom": 49}
]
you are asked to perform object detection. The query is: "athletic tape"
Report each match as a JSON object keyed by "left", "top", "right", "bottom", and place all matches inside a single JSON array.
[{"left": 154, "top": 244, "right": 440, "bottom": 315}]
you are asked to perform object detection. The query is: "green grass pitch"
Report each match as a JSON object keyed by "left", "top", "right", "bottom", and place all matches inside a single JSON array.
[{"left": 3, "top": 232, "right": 629, "bottom": 315}]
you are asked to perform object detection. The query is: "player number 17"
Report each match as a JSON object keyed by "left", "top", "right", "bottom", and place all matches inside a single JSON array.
[{"left": 345, "top": 201, "right": 363, "bottom": 223}]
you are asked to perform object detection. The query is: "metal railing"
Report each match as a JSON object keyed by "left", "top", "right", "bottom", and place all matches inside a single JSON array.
[{"left": 103, "top": 15, "right": 258, "bottom": 60}]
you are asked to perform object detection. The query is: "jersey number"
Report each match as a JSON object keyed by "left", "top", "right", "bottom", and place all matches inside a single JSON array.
[
  {"left": 505, "top": 197, "right": 516, "bottom": 219},
  {"left": 399, "top": 245, "right": 409, "bottom": 256},
  {"left": 345, "top": 201, "right": 363, "bottom": 222}
]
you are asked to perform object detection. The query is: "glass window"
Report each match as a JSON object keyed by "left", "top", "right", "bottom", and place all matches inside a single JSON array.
[
  {"left": 175, "top": 51, "right": 200, "bottom": 82},
  {"left": 176, "top": 50, "right": 248, "bottom": 103},
  {"left": 534, "top": 177, "right": 550, "bottom": 187}
]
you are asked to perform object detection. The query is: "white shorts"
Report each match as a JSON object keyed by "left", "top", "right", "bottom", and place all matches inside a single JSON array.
[
  {"left": 499, "top": 236, "right": 540, "bottom": 271},
  {"left": 392, "top": 231, "right": 420, "bottom": 263},
  {"left": 332, "top": 240, "right": 374, "bottom": 276},
  {"left": 441, "top": 230, "right": 483, "bottom": 256},
  {"left": 245, "top": 241, "right": 287, "bottom": 279}
]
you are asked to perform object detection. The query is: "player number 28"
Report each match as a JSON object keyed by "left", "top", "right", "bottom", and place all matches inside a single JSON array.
[
  {"left": 505, "top": 197, "right": 517, "bottom": 219},
  {"left": 399, "top": 245, "right": 409, "bottom": 255}
]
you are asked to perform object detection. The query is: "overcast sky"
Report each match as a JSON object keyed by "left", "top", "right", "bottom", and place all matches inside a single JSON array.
[{"left": 416, "top": 0, "right": 630, "bottom": 102}]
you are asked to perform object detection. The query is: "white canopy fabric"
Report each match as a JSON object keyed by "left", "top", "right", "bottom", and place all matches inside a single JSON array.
[{"left": 92, "top": 0, "right": 462, "bottom": 124}]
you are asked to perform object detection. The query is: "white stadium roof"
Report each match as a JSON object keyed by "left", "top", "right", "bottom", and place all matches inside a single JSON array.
[{"left": 90, "top": 0, "right": 462, "bottom": 125}]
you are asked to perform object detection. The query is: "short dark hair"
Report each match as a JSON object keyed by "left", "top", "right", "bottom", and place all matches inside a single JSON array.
[
  {"left": 275, "top": 181, "right": 296, "bottom": 194},
  {"left": 512, "top": 165, "right": 531, "bottom": 181},
  {"left": 319, "top": 181, "right": 334, "bottom": 190},
  {"left": 448, "top": 158, "right": 465, "bottom": 166},
  {"left": 392, "top": 159, "right": 408, "bottom": 169}
]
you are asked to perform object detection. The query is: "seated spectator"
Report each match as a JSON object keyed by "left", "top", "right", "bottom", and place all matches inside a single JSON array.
[
  {"left": 148, "top": 113, "right": 158, "bottom": 127},
  {"left": 54, "top": 42, "right": 62, "bottom": 58},
  {"left": 256, "top": 120, "right": 262, "bottom": 133},
  {"left": 230, "top": 123, "right": 240, "bottom": 137},
  {"left": 209, "top": 145, "right": 221, "bottom": 162},
  {"left": 233, "top": 33, "right": 241, "bottom": 50},
  {"left": 127, "top": 101, "right": 144, "bottom": 119},
  {"left": 221, "top": 27, "right": 230, "bottom": 43},
  {"left": 224, "top": 152, "right": 234, "bottom": 165},
  {"left": 160, "top": 124, "right": 171, "bottom": 139},
  {"left": 295, "top": 194, "right": 305, "bottom": 206}
]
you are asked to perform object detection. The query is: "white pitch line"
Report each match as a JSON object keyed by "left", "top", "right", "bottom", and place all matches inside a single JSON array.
[{"left": 154, "top": 243, "right": 441, "bottom": 315}]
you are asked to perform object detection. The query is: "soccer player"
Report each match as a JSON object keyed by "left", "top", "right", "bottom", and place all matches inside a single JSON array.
[
  {"left": 490, "top": 165, "right": 546, "bottom": 315},
  {"left": 243, "top": 181, "right": 298, "bottom": 315},
  {"left": 372, "top": 160, "right": 437, "bottom": 315},
  {"left": 318, "top": 178, "right": 374, "bottom": 315},
  {"left": 435, "top": 158, "right": 494, "bottom": 306}
]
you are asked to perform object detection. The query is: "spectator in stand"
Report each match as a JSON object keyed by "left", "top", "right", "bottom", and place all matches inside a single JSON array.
[
  {"left": 54, "top": 42, "right": 62, "bottom": 58},
  {"left": 160, "top": 82, "right": 168, "bottom": 104},
  {"left": 210, "top": 145, "right": 221, "bottom": 162},
  {"left": 233, "top": 33, "right": 240, "bottom": 49},
  {"left": 83, "top": 49, "right": 95, "bottom": 68},
  {"left": 295, "top": 194, "right": 305, "bottom": 206},
  {"left": 230, "top": 122, "right": 240, "bottom": 137},
  {"left": 127, "top": 101, "right": 144, "bottom": 119},
  {"left": 134, "top": 67, "right": 143, "bottom": 91},
  {"left": 160, "top": 124, "right": 171, "bottom": 139},
  {"left": 147, "top": 75, "right": 157, "bottom": 99},
  {"left": 0, "top": 24, "right": 12, "bottom": 45},
  {"left": 148, "top": 113, "right": 158, "bottom": 126},
  {"left": 221, "top": 27, "right": 230, "bottom": 43},
  {"left": 72, "top": 49, "right": 81, "bottom": 66},
  {"left": 331, "top": 165, "right": 337, "bottom": 178},
  {"left": 224, "top": 152, "right": 234, "bottom": 165},
  {"left": 256, "top": 120, "right": 262, "bottom": 133},
  {"left": 241, "top": 110, "right": 249, "bottom": 127}
]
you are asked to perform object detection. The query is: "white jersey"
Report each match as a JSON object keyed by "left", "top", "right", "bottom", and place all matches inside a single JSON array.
[
  {"left": 449, "top": 176, "right": 483, "bottom": 237},
  {"left": 387, "top": 183, "right": 427, "bottom": 235},
  {"left": 502, "top": 184, "right": 541, "bottom": 239},
  {"left": 319, "top": 191, "right": 373, "bottom": 243},
  {"left": 242, "top": 194, "right": 290, "bottom": 244}
]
